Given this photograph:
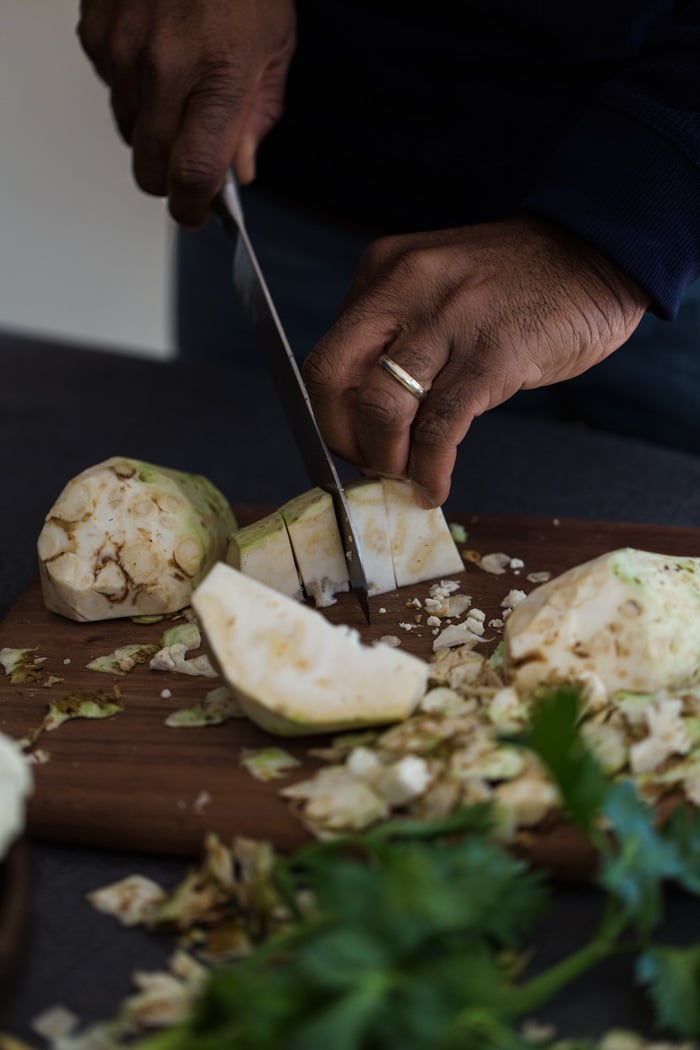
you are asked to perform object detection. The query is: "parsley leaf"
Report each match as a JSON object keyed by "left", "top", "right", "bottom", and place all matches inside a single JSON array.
[
  {"left": 658, "top": 804, "right": 700, "bottom": 896},
  {"left": 637, "top": 942, "right": 700, "bottom": 1037},
  {"left": 139, "top": 809, "right": 548, "bottom": 1050},
  {"left": 599, "top": 781, "right": 683, "bottom": 937},
  {"left": 516, "top": 686, "right": 608, "bottom": 834}
]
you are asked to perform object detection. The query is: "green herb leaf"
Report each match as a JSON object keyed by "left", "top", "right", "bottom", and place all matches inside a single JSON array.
[
  {"left": 599, "top": 781, "right": 682, "bottom": 936},
  {"left": 517, "top": 686, "right": 608, "bottom": 833},
  {"left": 657, "top": 804, "right": 700, "bottom": 896},
  {"left": 283, "top": 977, "right": 386, "bottom": 1050},
  {"left": 636, "top": 942, "right": 700, "bottom": 1037}
]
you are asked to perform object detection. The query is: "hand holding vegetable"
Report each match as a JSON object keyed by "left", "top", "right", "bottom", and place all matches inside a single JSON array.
[
  {"left": 303, "top": 216, "right": 650, "bottom": 507},
  {"left": 77, "top": 0, "right": 296, "bottom": 227}
]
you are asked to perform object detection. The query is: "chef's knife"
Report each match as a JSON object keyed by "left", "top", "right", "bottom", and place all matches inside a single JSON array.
[{"left": 215, "top": 172, "right": 371, "bottom": 623}]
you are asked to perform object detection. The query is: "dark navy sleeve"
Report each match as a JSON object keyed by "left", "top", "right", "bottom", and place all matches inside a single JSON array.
[{"left": 525, "top": 2, "right": 700, "bottom": 319}]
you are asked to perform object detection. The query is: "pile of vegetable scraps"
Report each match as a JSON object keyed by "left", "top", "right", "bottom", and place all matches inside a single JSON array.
[{"left": 19, "top": 691, "right": 700, "bottom": 1050}]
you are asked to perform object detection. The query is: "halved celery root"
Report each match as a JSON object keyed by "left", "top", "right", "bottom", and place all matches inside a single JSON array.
[
  {"left": 504, "top": 548, "right": 700, "bottom": 696},
  {"left": 38, "top": 457, "right": 235, "bottom": 621}
]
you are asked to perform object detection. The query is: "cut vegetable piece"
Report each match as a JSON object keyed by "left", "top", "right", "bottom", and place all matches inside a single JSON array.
[
  {"left": 504, "top": 548, "right": 700, "bottom": 697},
  {"left": 18, "top": 689, "right": 124, "bottom": 750},
  {"left": 87, "top": 874, "right": 166, "bottom": 927},
  {"left": 149, "top": 644, "right": 218, "bottom": 677},
  {"left": 345, "top": 480, "right": 396, "bottom": 595},
  {"left": 161, "top": 623, "right": 201, "bottom": 651},
  {"left": 0, "top": 647, "right": 46, "bottom": 684},
  {"left": 165, "top": 687, "right": 243, "bottom": 727},
  {"left": 280, "top": 488, "right": 349, "bottom": 607},
  {"left": 38, "top": 456, "right": 236, "bottom": 622},
  {"left": 192, "top": 563, "right": 428, "bottom": 735},
  {"left": 227, "top": 479, "right": 464, "bottom": 603},
  {"left": 240, "top": 747, "right": 301, "bottom": 781},
  {"left": 380, "top": 478, "right": 464, "bottom": 587},
  {"left": 86, "top": 643, "right": 158, "bottom": 676},
  {"left": 0, "top": 732, "right": 32, "bottom": 860},
  {"left": 43, "top": 690, "right": 124, "bottom": 732},
  {"left": 227, "top": 510, "right": 302, "bottom": 601}
]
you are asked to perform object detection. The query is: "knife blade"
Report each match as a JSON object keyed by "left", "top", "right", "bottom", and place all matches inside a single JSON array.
[{"left": 215, "top": 172, "right": 371, "bottom": 623}]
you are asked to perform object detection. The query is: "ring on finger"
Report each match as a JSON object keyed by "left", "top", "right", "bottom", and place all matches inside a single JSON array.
[{"left": 378, "top": 354, "right": 429, "bottom": 401}]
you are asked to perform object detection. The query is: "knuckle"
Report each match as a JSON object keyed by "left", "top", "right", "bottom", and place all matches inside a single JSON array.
[
  {"left": 392, "top": 251, "right": 422, "bottom": 284},
  {"left": 360, "top": 234, "right": 403, "bottom": 273},
  {"left": 185, "top": 68, "right": 248, "bottom": 139},
  {"left": 302, "top": 350, "right": 340, "bottom": 394},
  {"left": 169, "top": 156, "right": 220, "bottom": 196},
  {"left": 198, "top": 100, "right": 239, "bottom": 138},
  {"left": 139, "top": 36, "right": 189, "bottom": 87},
  {"left": 107, "top": 20, "right": 142, "bottom": 71},
  {"left": 198, "top": 97, "right": 246, "bottom": 137},
  {"left": 411, "top": 407, "right": 458, "bottom": 450},
  {"left": 138, "top": 44, "right": 167, "bottom": 86},
  {"left": 136, "top": 127, "right": 170, "bottom": 161},
  {"left": 193, "top": 52, "right": 245, "bottom": 91},
  {"left": 76, "top": 14, "right": 100, "bottom": 57},
  {"left": 390, "top": 246, "right": 444, "bottom": 285},
  {"left": 192, "top": 50, "right": 238, "bottom": 77},
  {"left": 356, "top": 386, "right": 409, "bottom": 432},
  {"left": 452, "top": 326, "right": 518, "bottom": 412}
]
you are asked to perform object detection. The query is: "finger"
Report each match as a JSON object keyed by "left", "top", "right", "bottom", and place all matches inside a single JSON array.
[
  {"left": 406, "top": 382, "right": 466, "bottom": 508},
  {"left": 131, "top": 54, "right": 188, "bottom": 197},
  {"left": 109, "top": 74, "right": 139, "bottom": 144},
  {"left": 335, "top": 235, "right": 407, "bottom": 316},
  {"left": 76, "top": 1, "right": 113, "bottom": 82},
  {"left": 104, "top": 8, "right": 147, "bottom": 145},
  {"left": 353, "top": 336, "right": 448, "bottom": 478},
  {"left": 233, "top": 130, "right": 258, "bottom": 185},
  {"left": 77, "top": 4, "right": 139, "bottom": 139},
  {"left": 406, "top": 342, "right": 508, "bottom": 506},
  {"left": 167, "top": 69, "right": 253, "bottom": 228},
  {"left": 232, "top": 69, "right": 288, "bottom": 185},
  {"left": 303, "top": 310, "right": 405, "bottom": 465}
]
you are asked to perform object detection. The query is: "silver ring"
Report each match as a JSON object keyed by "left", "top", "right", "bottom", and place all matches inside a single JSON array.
[{"left": 378, "top": 354, "right": 428, "bottom": 400}]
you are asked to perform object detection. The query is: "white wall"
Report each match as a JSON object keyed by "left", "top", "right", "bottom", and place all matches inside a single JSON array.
[{"left": 0, "top": 0, "right": 172, "bottom": 358}]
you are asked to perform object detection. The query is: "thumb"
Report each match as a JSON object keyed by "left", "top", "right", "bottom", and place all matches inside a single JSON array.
[{"left": 233, "top": 131, "right": 257, "bottom": 185}]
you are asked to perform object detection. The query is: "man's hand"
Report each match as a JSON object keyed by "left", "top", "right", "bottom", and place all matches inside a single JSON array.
[
  {"left": 77, "top": 0, "right": 296, "bottom": 227},
  {"left": 303, "top": 217, "right": 650, "bottom": 507}
]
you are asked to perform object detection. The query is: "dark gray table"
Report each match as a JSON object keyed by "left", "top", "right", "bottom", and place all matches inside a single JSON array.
[{"left": 3, "top": 329, "right": 700, "bottom": 1043}]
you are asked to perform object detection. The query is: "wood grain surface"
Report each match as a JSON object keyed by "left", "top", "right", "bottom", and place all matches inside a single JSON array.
[{"left": 2, "top": 509, "right": 700, "bottom": 873}]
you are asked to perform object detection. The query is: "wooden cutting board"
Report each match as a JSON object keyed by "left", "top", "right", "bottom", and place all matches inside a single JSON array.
[{"left": 2, "top": 510, "right": 700, "bottom": 874}]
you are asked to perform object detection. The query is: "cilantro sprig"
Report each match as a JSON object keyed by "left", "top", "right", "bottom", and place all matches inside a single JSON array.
[{"left": 136, "top": 688, "right": 700, "bottom": 1049}]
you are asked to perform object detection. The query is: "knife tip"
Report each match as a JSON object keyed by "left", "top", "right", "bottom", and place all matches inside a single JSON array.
[{"left": 355, "top": 586, "right": 371, "bottom": 626}]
